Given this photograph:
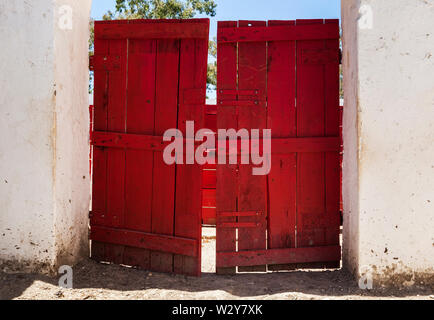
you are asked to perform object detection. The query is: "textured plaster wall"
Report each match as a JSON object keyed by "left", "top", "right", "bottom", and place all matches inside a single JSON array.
[
  {"left": 0, "top": 0, "right": 92, "bottom": 273},
  {"left": 342, "top": 0, "right": 434, "bottom": 286}
]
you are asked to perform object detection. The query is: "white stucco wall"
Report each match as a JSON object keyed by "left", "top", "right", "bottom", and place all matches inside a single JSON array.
[
  {"left": 342, "top": 0, "right": 434, "bottom": 286},
  {"left": 0, "top": 0, "right": 91, "bottom": 273}
]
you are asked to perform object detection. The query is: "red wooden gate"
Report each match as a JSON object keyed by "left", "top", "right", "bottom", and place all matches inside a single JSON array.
[
  {"left": 216, "top": 20, "right": 341, "bottom": 273},
  {"left": 90, "top": 19, "right": 209, "bottom": 277},
  {"left": 202, "top": 104, "right": 217, "bottom": 225}
]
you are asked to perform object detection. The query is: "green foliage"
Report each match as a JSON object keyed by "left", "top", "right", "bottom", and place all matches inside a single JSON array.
[
  {"left": 89, "top": 1, "right": 217, "bottom": 93},
  {"left": 207, "top": 62, "right": 216, "bottom": 88},
  {"left": 207, "top": 37, "right": 217, "bottom": 89},
  {"left": 104, "top": 0, "right": 216, "bottom": 20}
]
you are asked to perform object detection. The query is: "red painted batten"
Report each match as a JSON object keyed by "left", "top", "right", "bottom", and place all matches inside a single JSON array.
[
  {"left": 218, "top": 23, "right": 339, "bottom": 43},
  {"left": 95, "top": 19, "right": 210, "bottom": 40},
  {"left": 217, "top": 246, "right": 342, "bottom": 268},
  {"left": 90, "top": 226, "right": 198, "bottom": 257}
]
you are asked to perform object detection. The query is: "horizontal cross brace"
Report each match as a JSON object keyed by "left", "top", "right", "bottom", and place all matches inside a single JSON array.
[
  {"left": 90, "top": 225, "right": 198, "bottom": 257},
  {"left": 91, "top": 131, "right": 200, "bottom": 151},
  {"left": 92, "top": 132, "right": 167, "bottom": 151},
  {"left": 217, "top": 137, "right": 341, "bottom": 154},
  {"left": 218, "top": 100, "right": 261, "bottom": 106},
  {"left": 219, "top": 89, "right": 260, "bottom": 96},
  {"left": 271, "top": 137, "right": 341, "bottom": 153},
  {"left": 218, "top": 211, "right": 262, "bottom": 218},
  {"left": 218, "top": 23, "right": 339, "bottom": 43},
  {"left": 217, "top": 222, "right": 262, "bottom": 229},
  {"left": 217, "top": 246, "right": 341, "bottom": 268},
  {"left": 92, "top": 132, "right": 340, "bottom": 154},
  {"left": 95, "top": 19, "right": 209, "bottom": 40}
]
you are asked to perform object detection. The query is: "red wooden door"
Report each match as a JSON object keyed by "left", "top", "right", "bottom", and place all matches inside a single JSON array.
[
  {"left": 202, "top": 104, "right": 217, "bottom": 225},
  {"left": 216, "top": 20, "right": 341, "bottom": 273},
  {"left": 90, "top": 19, "right": 209, "bottom": 277}
]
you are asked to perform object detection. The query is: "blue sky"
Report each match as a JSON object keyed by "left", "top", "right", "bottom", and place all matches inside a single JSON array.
[{"left": 91, "top": 0, "right": 341, "bottom": 38}]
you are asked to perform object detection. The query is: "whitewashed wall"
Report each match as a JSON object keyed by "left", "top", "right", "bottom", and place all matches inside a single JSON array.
[
  {"left": 0, "top": 0, "right": 92, "bottom": 273},
  {"left": 342, "top": 0, "right": 434, "bottom": 286}
]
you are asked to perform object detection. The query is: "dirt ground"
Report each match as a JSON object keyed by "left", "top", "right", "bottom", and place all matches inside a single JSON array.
[{"left": 1, "top": 228, "right": 432, "bottom": 300}]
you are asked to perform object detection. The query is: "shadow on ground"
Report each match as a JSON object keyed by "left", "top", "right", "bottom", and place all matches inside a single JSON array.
[{"left": 1, "top": 259, "right": 432, "bottom": 300}]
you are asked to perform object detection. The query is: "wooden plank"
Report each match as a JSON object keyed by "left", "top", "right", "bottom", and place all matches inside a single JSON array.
[
  {"left": 237, "top": 20, "right": 268, "bottom": 273},
  {"left": 272, "top": 137, "right": 340, "bottom": 153},
  {"left": 92, "top": 54, "right": 122, "bottom": 71},
  {"left": 216, "top": 21, "right": 238, "bottom": 275},
  {"left": 89, "top": 105, "right": 93, "bottom": 176},
  {"left": 202, "top": 208, "right": 217, "bottom": 226},
  {"left": 205, "top": 104, "right": 217, "bottom": 115},
  {"left": 174, "top": 33, "right": 208, "bottom": 276},
  {"left": 91, "top": 39, "right": 109, "bottom": 229},
  {"left": 218, "top": 100, "right": 260, "bottom": 107},
  {"left": 215, "top": 137, "right": 340, "bottom": 157},
  {"left": 218, "top": 23, "right": 340, "bottom": 43},
  {"left": 202, "top": 170, "right": 217, "bottom": 189},
  {"left": 296, "top": 19, "right": 328, "bottom": 253},
  {"left": 204, "top": 113, "right": 217, "bottom": 132},
  {"left": 202, "top": 103, "right": 217, "bottom": 226},
  {"left": 90, "top": 37, "right": 109, "bottom": 260},
  {"left": 123, "top": 39, "right": 157, "bottom": 270},
  {"left": 324, "top": 19, "right": 341, "bottom": 253},
  {"left": 203, "top": 189, "right": 216, "bottom": 207},
  {"left": 218, "top": 222, "right": 263, "bottom": 229},
  {"left": 92, "top": 133, "right": 339, "bottom": 153},
  {"left": 301, "top": 48, "right": 340, "bottom": 65},
  {"left": 267, "top": 20, "right": 297, "bottom": 272},
  {"left": 95, "top": 19, "right": 210, "bottom": 40},
  {"left": 103, "top": 39, "right": 128, "bottom": 263},
  {"left": 219, "top": 89, "right": 260, "bottom": 96},
  {"left": 150, "top": 39, "right": 180, "bottom": 274},
  {"left": 217, "top": 246, "right": 341, "bottom": 268},
  {"left": 91, "top": 226, "right": 198, "bottom": 257},
  {"left": 91, "top": 132, "right": 166, "bottom": 151},
  {"left": 218, "top": 211, "right": 259, "bottom": 218}
]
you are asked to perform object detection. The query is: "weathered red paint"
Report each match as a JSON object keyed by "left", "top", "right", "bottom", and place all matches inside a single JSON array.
[
  {"left": 90, "top": 19, "right": 209, "bottom": 277},
  {"left": 216, "top": 20, "right": 342, "bottom": 273},
  {"left": 89, "top": 18, "right": 342, "bottom": 276}
]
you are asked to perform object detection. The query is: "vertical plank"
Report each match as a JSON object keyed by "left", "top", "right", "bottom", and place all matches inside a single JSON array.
[
  {"left": 202, "top": 207, "right": 217, "bottom": 225},
  {"left": 123, "top": 39, "right": 157, "bottom": 270},
  {"left": 150, "top": 39, "right": 180, "bottom": 273},
  {"left": 104, "top": 37, "right": 128, "bottom": 264},
  {"left": 216, "top": 21, "right": 238, "bottom": 275},
  {"left": 267, "top": 20, "right": 297, "bottom": 271},
  {"left": 174, "top": 31, "right": 208, "bottom": 276},
  {"left": 203, "top": 169, "right": 217, "bottom": 189},
  {"left": 203, "top": 189, "right": 217, "bottom": 207},
  {"left": 324, "top": 19, "right": 341, "bottom": 265},
  {"left": 90, "top": 37, "right": 109, "bottom": 260},
  {"left": 296, "top": 20, "right": 327, "bottom": 261},
  {"left": 237, "top": 20, "right": 267, "bottom": 273},
  {"left": 202, "top": 104, "right": 217, "bottom": 225}
]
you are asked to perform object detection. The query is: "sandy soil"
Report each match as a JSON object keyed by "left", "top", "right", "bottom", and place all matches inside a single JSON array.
[{"left": 1, "top": 228, "right": 432, "bottom": 300}]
